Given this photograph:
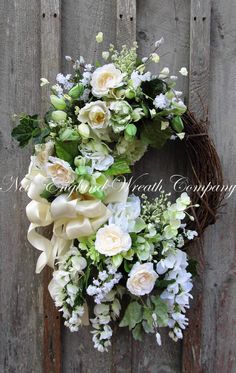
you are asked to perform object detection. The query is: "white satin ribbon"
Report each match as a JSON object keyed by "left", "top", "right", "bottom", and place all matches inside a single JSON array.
[{"left": 25, "top": 182, "right": 129, "bottom": 273}]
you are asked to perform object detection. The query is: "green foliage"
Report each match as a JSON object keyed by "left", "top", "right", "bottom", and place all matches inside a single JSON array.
[
  {"left": 171, "top": 116, "right": 184, "bottom": 133},
  {"left": 187, "top": 258, "right": 198, "bottom": 277},
  {"left": 55, "top": 140, "right": 79, "bottom": 164},
  {"left": 151, "top": 296, "right": 168, "bottom": 326},
  {"left": 155, "top": 278, "right": 176, "bottom": 289},
  {"left": 141, "top": 78, "right": 167, "bottom": 100},
  {"left": 140, "top": 118, "right": 173, "bottom": 148},
  {"left": 40, "top": 187, "right": 57, "bottom": 202},
  {"left": 111, "top": 254, "right": 123, "bottom": 268},
  {"left": 132, "top": 323, "right": 143, "bottom": 341},
  {"left": 11, "top": 114, "right": 50, "bottom": 147},
  {"left": 119, "top": 301, "right": 143, "bottom": 330},
  {"left": 104, "top": 158, "right": 131, "bottom": 176}
]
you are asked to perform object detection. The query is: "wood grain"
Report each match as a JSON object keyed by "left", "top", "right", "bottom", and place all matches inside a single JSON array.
[
  {"left": 182, "top": 1, "right": 211, "bottom": 372},
  {"left": 0, "top": 1, "right": 43, "bottom": 372},
  {"left": 40, "top": 1, "right": 62, "bottom": 372},
  {"left": 116, "top": 0, "right": 136, "bottom": 48},
  {"left": 202, "top": 1, "right": 236, "bottom": 371}
]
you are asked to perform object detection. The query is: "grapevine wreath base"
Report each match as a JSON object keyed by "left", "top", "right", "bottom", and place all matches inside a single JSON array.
[{"left": 12, "top": 34, "right": 223, "bottom": 351}]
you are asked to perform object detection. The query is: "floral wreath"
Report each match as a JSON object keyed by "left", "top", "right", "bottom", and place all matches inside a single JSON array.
[{"left": 12, "top": 33, "right": 223, "bottom": 351}]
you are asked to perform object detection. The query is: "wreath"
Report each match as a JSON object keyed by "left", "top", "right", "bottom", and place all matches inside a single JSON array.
[{"left": 12, "top": 33, "right": 223, "bottom": 351}]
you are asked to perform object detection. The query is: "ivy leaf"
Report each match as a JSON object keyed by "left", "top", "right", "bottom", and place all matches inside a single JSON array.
[
  {"left": 55, "top": 140, "right": 79, "bottom": 164},
  {"left": 119, "top": 302, "right": 143, "bottom": 330},
  {"left": 140, "top": 118, "right": 173, "bottom": 148},
  {"left": 132, "top": 323, "right": 143, "bottom": 341},
  {"left": 104, "top": 158, "right": 131, "bottom": 176},
  {"left": 11, "top": 114, "right": 47, "bottom": 147},
  {"left": 141, "top": 78, "right": 167, "bottom": 100},
  {"left": 33, "top": 127, "right": 51, "bottom": 145}
]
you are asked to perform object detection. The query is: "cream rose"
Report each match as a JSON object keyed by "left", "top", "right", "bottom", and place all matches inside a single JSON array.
[
  {"left": 77, "top": 101, "right": 110, "bottom": 130},
  {"left": 91, "top": 64, "right": 124, "bottom": 97},
  {"left": 127, "top": 262, "right": 158, "bottom": 296},
  {"left": 95, "top": 224, "right": 131, "bottom": 256},
  {"left": 45, "top": 156, "right": 75, "bottom": 188}
]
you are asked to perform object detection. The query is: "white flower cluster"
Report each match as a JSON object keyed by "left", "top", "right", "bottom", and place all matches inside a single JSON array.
[
  {"left": 48, "top": 246, "right": 87, "bottom": 332},
  {"left": 86, "top": 265, "right": 122, "bottom": 304},
  {"left": 90, "top": 290, "right": 122, "bottom": 352},
  {"left": 157, "top": 248, "right": 193, "bottom": 341},
  {"left": 108, "top": 194, "right": 141, "bottom": 232}
]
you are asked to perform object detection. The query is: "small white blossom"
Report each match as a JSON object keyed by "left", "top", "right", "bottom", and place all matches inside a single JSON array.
[
  {"left": 153, "top": 94, "right": 169, "bottom": 109},
  {"left": 40, "top": 78, "right": 49, "bottom": 87},
  {"left": 102, "top": 51, "right": 110, "bottom": 60},
  {"left": 179, "top": 67, "right": 188, "bottom": 76},
  {"left": 96, "top": 32, "right": 103, "bottom": 43}
]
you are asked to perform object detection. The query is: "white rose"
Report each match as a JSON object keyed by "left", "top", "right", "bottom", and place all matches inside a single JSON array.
[
  {"left": 95, "top": 224, "right": 131, "bottom": 256},
  {"left": 77, "top": 100, "right": 110, "bottom": 130},
  {"left": 127, "top": 262, "right": 158, "bottom": 296},
  {"left": 45, "top": 156, "right": 75, "bottom": 188},
  {"left": 91, "top": 64, "right": 124, "bottom": 97}
]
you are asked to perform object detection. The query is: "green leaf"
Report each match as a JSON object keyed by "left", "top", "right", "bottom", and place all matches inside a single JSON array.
[
  {"left": 119, "top": 302, "right": 143, "bottom": 330},
  {"left": 132, "top": 323, "right": 143, "bottom": 341},
  {"left": 55, "top": 140, "right": 79, "bottom": 164},
  {"left": 33, "top": 127, "right": 50, "bottom": 145},
  {"left": 112, "top": 254, "right": 123, "bottom": 268},
  {"left": 151, "top": 296, "right": 168, "bottom": 326},
  {"left": 133, "top": 217, "right": 146, "bottom": 233},
  {"left": 124, "top": 260, "right": 133, "bottom": 273},
  {"left": 11, "top": 114, "right": 44, "bottom": 147},
  {"left": 40, "top": 188, "right": 56, "bottom": 201},
  {"left": 142, "top": 307, "right": 154, "bottom": 333},
  {"left": 187, "top": 258, "right": 198, "bottom": 277},
  {"left": 141, "top": 78, "right": 167, "bottom": 100},
  {"left": 140, "top": 118, "right": 173, "bottom": 149},
  {"left": 104, "top": 158, "right": 131, "bottom": 176},
  {"left": 171, "top": 116, "right": 184, "bottom": 133},
  {"left": 155, "top": 278, "right": 175, "bottom": 289}
]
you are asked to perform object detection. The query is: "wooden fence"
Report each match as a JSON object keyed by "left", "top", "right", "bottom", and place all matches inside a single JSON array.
[{"left": 0, "top": 0, "right": 236, "bottom": 372}]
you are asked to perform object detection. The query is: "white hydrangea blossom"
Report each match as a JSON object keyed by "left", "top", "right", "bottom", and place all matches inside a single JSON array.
[
  {"left": 130, "top": 70, "right": 151, "bottom": 89},
  {"left": 56, "top": 73, "right": 73, "bottom": 90},
  {"left": 108, "top": 194, "right": 141, "bottom": 232},
  {"left": 153, "top": 93, "right": 169, "bottom": 109}
]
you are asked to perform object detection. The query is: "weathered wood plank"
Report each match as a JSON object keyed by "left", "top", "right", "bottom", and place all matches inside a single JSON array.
[
  {"left": 188, "top": 0, "right": 211, "bottom": 121},
  {"left": 40, "top": 1, "right": 62, "bottom": 372},
  {"left": 0, "top": 1, "right": 43, "bottom": 372},
  {"left": 116, "top": 0, "right": 136, "bottom": 48},
  {"left": 182, "top": 1, "right": 211, "bottom": 372},
  {"left": 201, "top": 1, "right": 236, "bottom": 371},
  {"left": 135, "top": 1, "right": 190, "bottom": 371}
]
